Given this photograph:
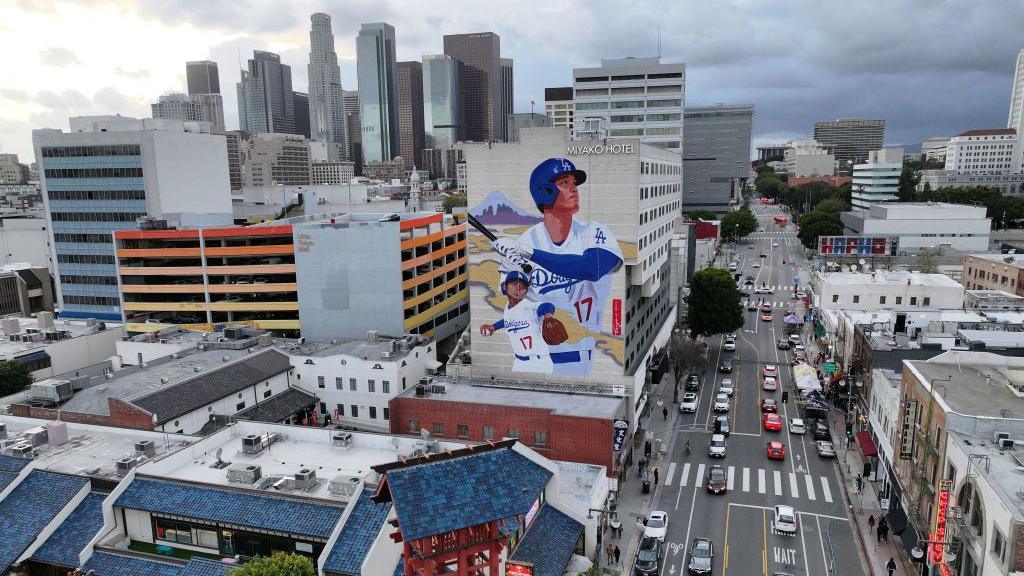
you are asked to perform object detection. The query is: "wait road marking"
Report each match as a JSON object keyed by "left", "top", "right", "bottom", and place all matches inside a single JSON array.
[{"left": 804, "top": 474, "right": 816, "bottom": 500}]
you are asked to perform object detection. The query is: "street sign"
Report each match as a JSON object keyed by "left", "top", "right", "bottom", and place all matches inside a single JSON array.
[
  {"left": 823, "top": 362, "right": 837, "bottom": 373},
  {"left": 612, "top": 419, "right": 629, "bottom": 451}
]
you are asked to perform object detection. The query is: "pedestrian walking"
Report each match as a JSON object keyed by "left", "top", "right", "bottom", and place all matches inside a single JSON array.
[
  {"left": 876, "top": 524, "right": 884, "bottom": 544},
  {"left": 614, "top": 545, "right": 621, "bottom": 566},
  {"left": 606, "top": 543, "right": 614, "bottom": 565},
  {"left": 886, "top": 557, "right": 897, "bottom": 576},
  {"left": 663, "top": 405, "right": 669, "bottom": 421},
  {"left": 868, "top": 514, "right": 876, "bottom": 531},
  {"left": 881, "top": 524, "right": 890, "bottom": 543},
  {"left": 654, "top": 467, "right": 660, "bottom": 485}
]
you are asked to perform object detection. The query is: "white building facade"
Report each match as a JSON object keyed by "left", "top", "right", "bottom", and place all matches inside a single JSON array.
[
  {"left": 851, "top": 147, "right": 903, "bottom": 209},
  {"left": 944, "top": 129, "right": 1019, "bottom": 174},
  {"left": 840, "top": 202, "right": 990, "bottom": 252},
  {"left": 783, "top": 138, "right": 834, "bottom": 177},
  {"left": 814, "top": 271, "right": 965, "bottom": 313}
]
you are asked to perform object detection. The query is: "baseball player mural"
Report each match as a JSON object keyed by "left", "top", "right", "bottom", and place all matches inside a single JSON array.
[
  {"left": 486, "top": 158, "right": 623, "bottom": 376},
  {"left": 478, "top": 269, "right": 568, "bottom": 374}
]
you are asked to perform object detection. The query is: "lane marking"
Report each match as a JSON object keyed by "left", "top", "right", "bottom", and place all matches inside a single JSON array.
[
  {"left": 762, "top": 508, "right": 769, "bottom": 576},
  {"left": 727, "top": 466, "right": 735, "bottom": 491},
  {"left": 773, "top": 471, "right": 782, "bottom": 496},
  {"left": 695, "top": 464, "right": 705, "bottom": 490},
  {"left": 743, "top": 467, "right": 750, "bottom": 492},
  {"left": 804, "top": 474, "right": 816, "bottom": 501},
  {"left": 816, "top": 515, "right": 828, "bottom": 575},
  {"left": 665, "top": 462, "right": 677, "bottom": 486},
  {"left": 758, "top": 469, "right": 766, "bottom": 494},
  {"left": 681, "top": 463, "right": 691, "bottom": 487},
  {"left": 723, "top": 501, "right": 731, "bottom": 576},
  {"left": 800, "top": 512, "right": 812, "bottom": 576},
  {"left": 820, "top": 476, "right": 833, "bottom": 503},
  {"left": 789, "top": 472, "right": 800, "bottom": 498}
]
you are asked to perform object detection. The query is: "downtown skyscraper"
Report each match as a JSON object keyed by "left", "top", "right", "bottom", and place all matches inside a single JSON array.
[
  {"left": 396, "top": 61, "right": 424, "bottom": 170},
  {"left": 307, "top": 13, "right": 347, "bottom": 161},
  {"left": 443, "top": 32, "right": 510, "bottom": 142},
  {"left": 237, "top": 51, "right": 297, "bottom": 135},
  {"left": 356, "top": 22, "right": 398, "bottom": 164}
]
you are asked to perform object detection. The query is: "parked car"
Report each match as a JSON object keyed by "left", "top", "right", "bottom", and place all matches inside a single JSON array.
[
  {"left": 789, "top": 418, "right": 806, "bottom": 434},
  {"left": 686, "top": 374, "right": 703, "bottom": 391},
  {"left": 789, "top": 334, "right": 802, "bottom": 344},
  {"left": 723, "top": 339, "right": 736, "bottom": 352},
  {"left": 718, "top": 358, "right": 733, "bottom": 373},
  {"left": 763, "top": 365, "right": 778, "bottom": 377},
  {"left": 773, "top": 505, "right": 798, "bottom": 534},
  {"left": 687, "top": 537, "right": 714, "bottom": 575},
  {"left": 713, "top": 393, "right": 730, "bottom": 412},
  {"left": 767, "top": 441, "right": 786, "bottom": 460},
  {"left": 813, "top": 421, "right": 832, "bottom": 441},
  {"left": 644, "top": 510, "right": 669, "bottom": 542},
  {"left": 719, "top": 378, "right": 734, "bottom": 396},
  {"left": 777, "top": 339, "right": 792, "bottom": 350},
  {"left": 763, "top": 413, "right": 782, "bottom": 431},
  {"left": 705, "top": 464, "right": 728, "bottom": 493},
  {"left": 761, "top": 398, "right": 778, "bottom": 413},
  {"left": 679, "top": 392, "right": 699, "bottom": 413},
  {"left": 708, "top": 434, "right": 727, "bottom": 458},
  {"left": 762, "top": 376, "right": 778, "bottom": 391},
  {"left": 816, "top": 441, "right": 836, "bottom": 458},
  {"left": 714, "top": 415, "right": 731, "bottom": 437},
  {"left": 634, "top": 536, "right": 662, "bottom": 575}
]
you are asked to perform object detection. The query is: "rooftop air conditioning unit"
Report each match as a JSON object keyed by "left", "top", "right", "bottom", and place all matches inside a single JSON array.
[
  {"left": 115, "top": 455, "right": 142, "bottom": 476},
  {"left": 135, "top": 440, "right": 156, "bottom": 458},
  {"left": 226, "top": 463, "right": 262, "bottom": 484},
  {"left": 995, "top": 431, "right": 1011, "bottom": 444},
  {"left": 24, "top": 426, "right": 48, "bottom": 447},
  {"left": 294, "top": 468, "right": 317, "bottom": 490},
  {"left": 7, "top": 443, "right": 34, "bottom": 459},
  {"left": 998, "top": 438, "right": 1016, "bottom": 450},
  {"left": 332, "top": 432, "right": 353, "bottom": 448},
  {"left": 381, "top": 351, "right": 391, "bottom": 360},
  {"left": 328, "top": 475, "right": 361, "bottom": 500}
]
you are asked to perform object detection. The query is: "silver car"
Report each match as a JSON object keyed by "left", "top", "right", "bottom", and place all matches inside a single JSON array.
[
  {"left": 719, "top": 378, "right": 734, "bottom": 396},
  {"left": 713, "top": 393, "right": 730, "bottom": 412},
  {"left": 816, "top": 440, "right": 836, "bottom": 458},
  {"left": 679, "top": 392, "right": 699, "bottom": 413}
]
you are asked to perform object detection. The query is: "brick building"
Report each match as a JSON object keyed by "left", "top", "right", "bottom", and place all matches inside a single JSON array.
[{"left": 388, "top": 378, "right": 626, "bottom": 475}]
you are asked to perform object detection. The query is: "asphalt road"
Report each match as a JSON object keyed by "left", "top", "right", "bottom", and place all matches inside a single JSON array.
[{"left": 642, "top": 204, "right": 865, "bottom": 576}]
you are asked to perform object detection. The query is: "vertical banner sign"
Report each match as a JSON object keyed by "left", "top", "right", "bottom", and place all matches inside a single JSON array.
[
  {"left": 931, "top": 479, "right": 952, "bottom": 565},
  {"left": 612, "top": 299, "right": 622, "bottom": 336},
  {"left": 899, "top": 401, "right": 917, "bottom": 459},
  {"left": 612, "top": 419, "right": 629, "bottom": 451}
]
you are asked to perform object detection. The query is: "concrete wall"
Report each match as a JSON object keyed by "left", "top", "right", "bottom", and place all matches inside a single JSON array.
[
  {"left": 145, "top": 130, "right": 232, "bottom": 222},
  {"left": 123, "top": 508, "right": 154, "bottom": 543},
  {"left": 45, "top": 326, "right": 123, "bottom": 377},
  {"left": 0, "top": 218, "right": 51, "bottom": 269}
]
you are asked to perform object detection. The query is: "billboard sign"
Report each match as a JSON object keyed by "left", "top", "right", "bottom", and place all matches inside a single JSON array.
[
  {"left": 817, "top": 235, "right": 899, "bottom": 256},
  {"left": 930, "top": 479, "right": 952, "bottom": 564},
  {"left": 900, "top": 401, "right": 917, "bottom": 459}
]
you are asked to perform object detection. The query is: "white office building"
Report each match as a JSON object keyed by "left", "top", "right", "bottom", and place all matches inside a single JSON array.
[
  {"left": 783, "top": 138, "right": 834, "bottom": 177},
  {"left": 840, "top": 202, "right": 990, "bottom": 253},
  {"left": 544, "top": 87, "right": 573, "bottom": 128},
  {"left": 814, "top": 271, "right": 965, "bottom": 313},
  {"left": 917, "top": 170, "right": 1024, "bottom": 196},
  {"left": 851, "top": 147, "right": 903, "bottom": 209},
  {"left": 921, "top": 136, "right": 950, "bottom": 164},
  {"left": 572, "top": 57, "right": 684, "bottom": 154},
  {"left": 944, "top": 129, "right": 1019, "bottom": 174}
]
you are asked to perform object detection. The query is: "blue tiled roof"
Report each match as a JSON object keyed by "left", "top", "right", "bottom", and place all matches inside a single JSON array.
[
  {"left": 82, "top": 552, "right": 236, "bottom": 576},
  {"left": 0, "top": 454, "right": 31, "bottom": 474},
  {"left": 0, "top": 470, "right": 89, "bottom": 571},
  {"left": 393, "top": 557, "right": 404, "bottom": 576},
  {"left": 32, "top": 491, "right": 106, "bottom": 567},
  {"left": 115, "top": 478, "right": 344, "bottom": 539},
  {"left": 176, "top": 558, "right": 236, "bottom": 576},
  {"left": 384, "top": 447, "right": 552, "bottom": 541},
  {"left": 508, "top": 505, "right": 583, "bottom": 576},
  {"left": 0, "top": 472, "right": 18, "bottom": 492},
  {"left": 323, "top": 491, "right": 392, "bottom": 575}
]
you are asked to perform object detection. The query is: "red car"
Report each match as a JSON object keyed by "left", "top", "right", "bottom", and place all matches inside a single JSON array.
[
  {"left": 761, "top": 312, "right": 774, "bottom": 322},
  {"left": 761, "top": 398, "right": 778, "bottom": 413},
  {"left": 762, "top": 376, "right": 778, "bottom": 391},
  {"left": 762, "top": 365, "right": 778, "bottom": 378},
  {"left": 763, "top": 413, "right": 783, "bottom": 431},
  {"left": 767, "top": 441, "right": 786, "bottom": 460}
]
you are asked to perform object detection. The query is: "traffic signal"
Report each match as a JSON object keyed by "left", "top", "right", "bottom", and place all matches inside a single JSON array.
[{"left": 845, "top": 422, "right": 853, "bottom": 438}]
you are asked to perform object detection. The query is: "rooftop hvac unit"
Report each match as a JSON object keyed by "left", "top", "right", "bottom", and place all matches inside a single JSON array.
[
  {"left": 30, "top": 379, "right": 73, "bottom": 403},
  {"left": 7, "top": 443, "right": 34, "bottom": 459},
  {"left": 998, "top": 438, "right": 1016, "bottom": 450},
  {"left": 1, "top": 318, "right": 19, "bottom": 336},
  {"left": 37, "top": 311, "right": 54, "bottom": 330},
  {"left": 241, "top": 432, "right": 282, "bottom": 455},
  {"left": 328, "top": 475, "right": 361, "bottom": 499},
  {"left": 332, "top": 432, "right": 353, "bottom": 448},
  {"left": 115, "top": 455, "right": 142, "bottom": 476},
  {"left": 223, "top": 327, "right": 245, "bottom": 340},
  {"left": 45, "top": 421, "right": 68, "bottom": 446},
  {"left": 429, "top": 384, "right": 446, "bottom": 394},
  {"left": 24, "top": 426, "right": 48, "bottom": 447},
  {"left": 226, "top": 463, "right": 262, "bottom": 484},
  {"left": 995, "top": 431, "right": 1011, "bottom": 444},
  {"left": 294, "top": 468, "right": 317, "bottom": 490},
  {"left": 381, "top": 351, "right": 391, "bottom": 360},
  {"left": 135, "top": 440, "right": 156, "bottom": 458}
]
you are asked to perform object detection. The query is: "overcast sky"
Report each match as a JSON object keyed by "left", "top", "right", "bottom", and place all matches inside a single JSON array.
[{"left": 1, "top": 0, "right": 1022, "bottom": 161}]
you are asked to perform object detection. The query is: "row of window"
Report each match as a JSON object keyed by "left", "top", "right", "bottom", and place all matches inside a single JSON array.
[
  {"left": 60, "top": 274, "right": 117, "bottom": 285},
  {"left": 576, "top": 72, "right": 682, "bottom": 82},
  {"left": 335, "top": 403, "right": 388, "bottom": 421},
  {"left": 55, "top": 233, "right": 114, "bottom": 243},
  {"left": 831, "top": 294, "right": 931, "bottom": 306},
  {"left": 575, "top": 99, "right": 682, "bottom": 111},
  {"left": 50, "top": 211, "right": 145, "bottom": 222},
  {"left": 319, "top": 376, "right": 392, "bottom": 394},
  {"left": 45, "top": 167, "right": 144, "bottom": 179},
  {"left": 641, "top": 162, "right": 681, "bottom": 176},
  {"left": 406, "top": 419, "right": 547, "bottom": 445},
  {"left": 608, "top": 127, "right": 680, "bottom": 137},
  {"left": 57, "top": 253, "right": 116, "bottom": 264},
  {"left": 42, "top": 144, "right": 141, "bottom": 157},
  {"left": 48, "top": 189, "right": 146, "bottom": 201},
  {"left": 64, "top": 295, "right": 120, "bottom": 306},
  {"left": 575, "top": 85, "right": 682, "bottom": 98}
]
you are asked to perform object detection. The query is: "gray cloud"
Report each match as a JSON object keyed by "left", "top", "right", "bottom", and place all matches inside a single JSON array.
[
  {"left": 39, "top": 46, "right": 81, "bottom": 67},
  {"left": 1, "top": 89, "right": 31, "bottom": 103},
  {"left": 35, "top": 89, "right": 91, "bottom": 109},
  {"left": 115, "top": 67, "right": 151, "bottom": 79}
]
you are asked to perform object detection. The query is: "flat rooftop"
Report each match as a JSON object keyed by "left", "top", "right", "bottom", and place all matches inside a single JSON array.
[
  {"left": 284, "top": 334, "right": 428, "bottom": 361},
  {"left": 822, "top": 271, "right": 963, "bottom": 288},
  {"left": 0, "top": 415, "right": 197, "bottom": 478},
  {"left": 0, "top": 316, "right": 120, "bottom": 358},
  {"left": 969, "top": 253, "right": 1024, "bottom": 266},
  {"left": 398, "top": 377, "right": 625, "bottom": 419},
  {"left": 948, "top": 432, "right": 1024, "bottom": 520},
  {"left": 907, "top": 353, "right": 1024, "bottom": 418},
  {"left": 966, "top": 289, "right": 1023, "bottom": 301}
]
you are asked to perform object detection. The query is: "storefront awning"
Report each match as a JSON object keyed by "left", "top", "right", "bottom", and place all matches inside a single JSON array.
[{"left": 855, "top": 431, "right": 878, "bottom": 458}]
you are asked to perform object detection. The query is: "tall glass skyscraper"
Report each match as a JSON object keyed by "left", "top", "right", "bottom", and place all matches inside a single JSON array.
[
  {"left": 422, "top": 55, "right": 462, "bottom": 150},
  {"left": 237, "top": 51, "right": 296, "bottom": 135},
  {"left": 307, "top": 13, "right": 347, "bottom": 161},
  {"left": 356, "top": 22, "right": 398, "bottom": 164}
]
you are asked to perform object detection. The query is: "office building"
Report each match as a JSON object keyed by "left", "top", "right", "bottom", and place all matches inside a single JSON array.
[
  {"left": 756, "top": 145, "right": 787, "bottom": 163},
  {"left": 237, "top": 51, "right": 296, "bottom": 135},
  {"left": 307, "top": 13, "right": 347, "bottom": 162},
  {"left": 814, "top": 271, "right": 964, "bottom": 312},
  {"left": 506, "top": 112, "right": 551, "bottom": 143},
  {"left": 963, "top": 253, "right": 1024, "bottom": 296},
  {"left": 150, "top": 93, "right": 204, "bottom": 123},
  {"left": 34, "top": 117, "right": 232, "bottom": 321},
  {"left": 421, "top": 147, "right": 462, "bottom": 181},
  {"left": 443, "top": 32, "right": 505, "bottom": 142},
  {"left": 840, "top": 202, "right": 990, "bottom": 252},
  {"left": 500, "top": 57, "right": 513, "bottom": 141},
  {"left": 224, "top": 130, "right": 244, "bottom": 191},
  {"left": 851, "top": 147, "right": 904, "bottom": 209},
  {"left": 545, "top": 86, "right": 573, "bottom": 128},
  {"left": 342, "top": 90, "right": 362, "bottom": 174},
  {"left": 311, "top": 161, "right": 355, "bottom": 185},
  {"left": 357, "top": 22, "right": 399, "bottom": 164},
  {"left": 396, "top": 61, "right": 425, "bottom": 170},
  {"left": 918, "top": 170, "right": 1024, "bottom": 196},
  {"left": 813, "top": 118, "right": 885, "bottom": 164},
  {"left": 783, "top": 138, "right": 834, "bottom": 177},
  {"left": 363, "top": 159, "right": 404, "bottom": 181},
  {"left": 943, "top": 128, "right": 1018, "bottom": 174},
  {"left": 0, "top": 264, "right": 53, "bottom": 316},
  {"left": 242, "top": 133, "right": 311, "bottom": 187},
  {"left": 572, "top": 56, "right": 685, "bottom": 153},
  {"left": 681, "top": 104, "right": 753, "bottom": 212},
  {"left": 422, "top": 55, "right": 462, "bottom": 150},
  {"left": 0, "top": 153, "right": 30, "bottom": 184},
  {"left": 292, "top": 91, "right": 310, "bottom": 138},
  {"left": 186, "top": 60, "right": 219, "bottom": 95},
  {"left": 0, "top": 313, "right": 122, "bottom": 380},
  {"left": 1010, "top": 49, "right": 1024, "bottom": 132},
  {"left": 920, "top": 136, "right": 950, "bottom": 164}
]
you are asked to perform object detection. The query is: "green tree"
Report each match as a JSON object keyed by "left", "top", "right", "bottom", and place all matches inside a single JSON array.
[
  {"left": 798, "top": 219, "right": 843, "bottom": 249},
  {"left": 230, "top": 554, "right": 315, "bottom": 576},
  {"left": 897, "top": 165, "right": 921, "bottom": 202},
  {"left": 756, "top": 163, "right": 776, "bottom": 176},
  {"left": 685, "top": 268, "right": 744, "bottom": 337},
  {"left": 687, "top": 210, "right": 718, "bottom": 221},
  {"left": 814, "top": 198, "right": 850, "bottom": 215},
  {"left": 0, "top": 360, "right": 32, "bottom": 396},
  {"left": 798, "top": 210, "right": 836, "bottom": 229},
  {"left": 442, "top": 191, "right": 467, "bottom": 213},
  {"left": 756, "top": 175, "right": 786, "bottom": 198},
  {"left": 720, "top": 209, "right": 757, "bottom": 241},
  {"left": 914, "top": 250, "right": 938, "bottom": 273}
]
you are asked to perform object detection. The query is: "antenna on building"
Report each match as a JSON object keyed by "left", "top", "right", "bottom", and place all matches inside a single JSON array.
[{"left": 657, "top": 28, "right": 662, "bottom": 58}]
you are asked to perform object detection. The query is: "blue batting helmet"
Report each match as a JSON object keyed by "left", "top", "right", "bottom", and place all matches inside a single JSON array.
[
  {"left": 529, "top": 158, "right": 587, "bottom": 209},
  {"left": 500, "top": 269, "right": 531, "bottom": 295}
]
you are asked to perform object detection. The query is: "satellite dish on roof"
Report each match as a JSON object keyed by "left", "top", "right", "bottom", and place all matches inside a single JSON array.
[
  {"left": 859, "top": 259, "right": 866, "bottom": 266},
  {"left": 850, "top": 264, "right": 858, "bottom": 272}
]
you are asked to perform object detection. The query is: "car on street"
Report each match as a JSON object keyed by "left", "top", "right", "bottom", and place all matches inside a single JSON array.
[
  {"left": 816, "top": 440, "right": 837, "bottom": 458},
  {"left": 748, "top": 245, "right": 754, "bottom": 250},
  {"left": 705, "top": 464, "right": 728, "bottom": 493},
  {"left": 762, "top": 376, "right": 778, "bottom": 391},
  {"left": 634, "top": 536, "right": 662, "bottom": 575},
  {"left": 747, "top": 301, "right": 759, "bottom": 311},
  {"left": 714, "top": 415, "right": 731, "bottom": 437},
  {"left": 728, "top": 263, "right": 737, "bottom": 271},
  {"left": 762, "top": 398, "right": 778, "bottom": 412},
  {"left": 789, "top": 418, "right": 806, "bottom": 434},
  {"left": 713, "top": 393, "right": 730, "bottom": 412},
  {"left": 777, "top": 339, "right": 791, "bottom": 350},
  {"left": 793, "top": 344, "right": 806, "bottom": 355},
  {"left": 755, "top": 285, "right": 773, "bottom": 294},
  {"left": 813, "top": 420, "right": 832, "bottom": 441},
  {"left": 789, "top": 334, "right": 802, "bottom": 344},
  {"left": 708, "top": 433, "right": 727, "bottom": 458},
  {"left": 796, "top": 291, "right": 806, "bottom": 298},
  {"left": 766, "top": 441, "right": 785, "bottom": 460},
  {"left": 763, "top": 413, "right": 782, "bottom": 431},
  {"left": 772, "top": 242, "right": 779, "bottom": 247},
  {"left": 687, "top": 537, "right": 714, "bottom": 575},
  {"left": 738, "top": 290, "right": 750, "bottom": 297},
  {"left": 752, "top": 262, "right": 761, "bottom": 268},
  {"left": 718, "top": 358, "right": 733, "bottom": 373},
  {"left": 723, "top": 339, "right": 736, "bottom": 352},
  {"left": 679, "top": 392, "right": 699, "bottom": 413},
  {"left": 725, "top": 333, "right": 737, "bottom": 340},
  {"left": 761, "top": 312, "right": 774, "bottom": 322},
  {"left": 760, "top": 303, "right": 773, "bottom": 312},
  {"left": 719, "top": 378, "right": 734, "bottom": 396},
  {"left": 760, "top": 252, "right": 768, "bottom": 258},
  {"left": 745, "top": 275, "right": 755, "bottom": 283},
  {"left": 685, "top": 374, "right": 703, "bottom": 391},
  {"left": 644, "top": 511, "right": 669, "bottom": 542},
  {"left": 773, "top": 505, "right": 798, "bottom": 534},
  {"left": 763, "top": 365, "right": 778, "bottom": 377}
]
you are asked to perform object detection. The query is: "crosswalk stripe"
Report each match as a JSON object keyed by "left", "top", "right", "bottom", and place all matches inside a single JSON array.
[
  {"left": 743, "top": 467, "right": 750, "bottom": 492},
  {"left": 727, "top": 466, "right": 735, "bottom": 491},
  {"left": 789, "top": 472, "right": 800, "bottom": 498},
  {"left": 695, "top": 464, "right": 705, "bottom": 490},
  {"left": 804, "top": 474, "right": 816, "bottom": 500},
  {"left": 680, "top": 463, "right": 691, "bottom": 487},
  {"left": 759, "top": 469, "right": 766, "bottom": 494},
  {"left": 821, "top": 476, "right": 833, "bottom": 503},
  {"left": 665, "top": 462, "right": 677, "bottom": 486},
  {"left": 774, "top": 471, "right": 782, "bottom": 496}
]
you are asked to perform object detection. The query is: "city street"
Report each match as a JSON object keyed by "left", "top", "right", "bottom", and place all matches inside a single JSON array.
[{"left": 637, "top": 204, "right": 865, "bottom": 576}]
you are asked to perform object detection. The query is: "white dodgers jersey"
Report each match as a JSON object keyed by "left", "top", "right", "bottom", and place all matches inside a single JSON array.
[
  {"left": 518, "top": 218, "right": 622, "bottom": 357},
  {"left": 503, "top": 299, "right": 552, "bottom": 374}
]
